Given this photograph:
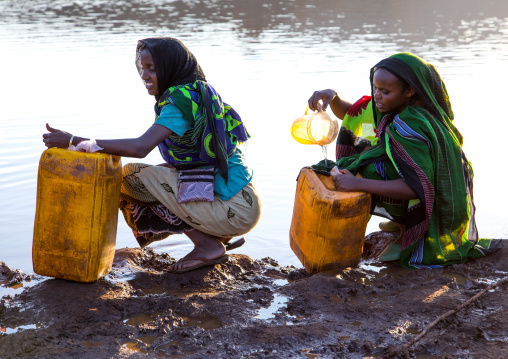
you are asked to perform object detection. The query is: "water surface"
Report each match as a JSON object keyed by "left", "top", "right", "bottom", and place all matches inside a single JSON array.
[{"left": 1, "top": 0, "right": 507, "bottom": 272}]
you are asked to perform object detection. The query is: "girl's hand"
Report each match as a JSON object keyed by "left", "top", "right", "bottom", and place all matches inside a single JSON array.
[
  {"left": 332, "top": 169, "right": 361, "bottom": 192},
  {"left": 42, "top": 123, "right": 72, "bottom": 149},
  {"left": 308, "top": 89, "right": 337, "bottom": 112}
]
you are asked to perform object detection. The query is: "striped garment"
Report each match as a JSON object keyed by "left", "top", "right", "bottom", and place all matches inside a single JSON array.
[{"left": 312, "top": 53, "right": 500, "bottom": 268}]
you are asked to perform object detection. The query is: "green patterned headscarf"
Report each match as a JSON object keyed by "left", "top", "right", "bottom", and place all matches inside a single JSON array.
[
  {"left": 314, "top": 53, "right": 497, "bottom": 268},
  {"left": 366, "top": 53, "right": 490, "bottom": 267}
]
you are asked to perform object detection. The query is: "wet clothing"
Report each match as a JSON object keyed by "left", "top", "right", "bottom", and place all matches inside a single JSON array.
[
  {"left": 314, "top": 53, "right": 500, "bottom": 268},
  {"left": 122, "top": 38, "right": 261, "bottom": 247}
]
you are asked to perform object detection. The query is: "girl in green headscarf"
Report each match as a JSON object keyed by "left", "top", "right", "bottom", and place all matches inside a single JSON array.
[{"left": 308, "top": 52, "right": 501, "bottom": 269}]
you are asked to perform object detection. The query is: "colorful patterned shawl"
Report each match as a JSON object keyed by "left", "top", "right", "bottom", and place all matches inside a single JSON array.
[{"left": 155, "top": 80, "right": 249, "bottom": 182}]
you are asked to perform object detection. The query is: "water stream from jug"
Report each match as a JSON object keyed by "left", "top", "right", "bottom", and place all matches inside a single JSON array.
[{"left": 322, "top": 144, "right": 328, "bottom": 168}]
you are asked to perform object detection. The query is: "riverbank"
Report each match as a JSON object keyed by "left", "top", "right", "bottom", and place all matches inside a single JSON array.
[{"left": 1, "top": 233, "right": 507, "bottom": 358}]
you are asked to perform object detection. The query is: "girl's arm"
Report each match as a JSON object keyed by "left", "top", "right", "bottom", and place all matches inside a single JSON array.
[
  {"left": 332, "top": 169, "right": 417, "bottom": 200},
  {"left": 308, "top": 89, "right": 352, "bottom": 120},
  {"left": 43, "top": 123, "right": 173, "bottom": 158}
]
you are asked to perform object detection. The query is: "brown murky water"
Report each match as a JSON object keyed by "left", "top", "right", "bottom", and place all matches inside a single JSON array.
[{"left": 1, "top": 0, "right": 507, "bottom": 275}]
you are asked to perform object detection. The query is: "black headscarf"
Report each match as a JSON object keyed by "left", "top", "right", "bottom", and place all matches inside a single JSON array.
[{"left": 135, "top": 37, "right": 206, "bottom": 101}]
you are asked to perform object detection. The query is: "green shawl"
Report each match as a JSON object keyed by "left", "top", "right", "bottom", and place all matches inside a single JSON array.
[{"left": 314, "top": 53, "right": 497, "bottom": 268}]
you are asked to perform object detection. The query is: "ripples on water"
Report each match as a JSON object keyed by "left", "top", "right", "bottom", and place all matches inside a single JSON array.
[{"left": 1, "top": 0, "right": 507, "bottom": 272}]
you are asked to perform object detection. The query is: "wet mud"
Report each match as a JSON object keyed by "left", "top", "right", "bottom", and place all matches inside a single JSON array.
[{"left": 1, "top": 233, "right": 507, "bottom": 358}]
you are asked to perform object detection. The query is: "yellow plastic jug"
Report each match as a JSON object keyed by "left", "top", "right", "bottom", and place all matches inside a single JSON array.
[
  {"left": 290, "top": 168, "right": 372, "bottom": 273},
  {"left": 290, "top": 105, "right": 339, "bottom": 146},
  {"left": 32, "top": 148, "right": 122, "bottom": 283}
]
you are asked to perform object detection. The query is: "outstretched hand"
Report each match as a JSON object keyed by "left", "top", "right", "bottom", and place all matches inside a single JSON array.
[
  {"left": 308, "top": 89, "right": 337, "bottom": 112},
  {"left": 42, "top": 123, "right": 72, "bottom": 149},
  {"left": 331, "top": 168, "right": 361, "bottom": 192}
]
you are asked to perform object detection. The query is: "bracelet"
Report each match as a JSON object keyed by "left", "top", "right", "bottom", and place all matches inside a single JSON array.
[{"left": 68, "top": 135, "right": 74, "bottom": 148}]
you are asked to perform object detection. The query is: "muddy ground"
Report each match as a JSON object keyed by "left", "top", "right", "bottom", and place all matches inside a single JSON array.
[{"left": 1, "top": 232, "right": 507, "bottom": 359}]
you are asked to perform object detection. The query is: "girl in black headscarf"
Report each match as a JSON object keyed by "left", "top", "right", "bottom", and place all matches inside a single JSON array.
[{"left": 43, "top": 37, "right": 262, "bottom": 273}]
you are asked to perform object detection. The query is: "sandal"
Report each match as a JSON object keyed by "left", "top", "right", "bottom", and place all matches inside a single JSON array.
[
  {"left": 225, "top": 237, "right": 246, "bottom": 251},
  {"left": 379, "top": 220, "right": 401, "bottom": 232},
  {"left": 169, "top": 255, "right": 229, "bottom": 274}
]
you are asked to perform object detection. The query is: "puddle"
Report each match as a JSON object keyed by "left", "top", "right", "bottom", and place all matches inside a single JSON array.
[
  {"left": 331, "top": 262, "right": 400, "bottom": 285},
  {"left": 124, "top": 310, "right": 165, "bottom": 326},
  {"left": 123, "top": 311, "right": 222, "bottom": 330},
  {"left": 138, "top": 335, "right": 158, "bottom": 345},
  {"left": 0, "top": 277, "right": 43, "bottom": 299},
  {"left": 122, "top": 342, "right": 143, "bottom": 353},
  {"left": 137, "top": 286, "right": 167, "bottom": 295},
  {"left": 440, "top": 272, "right": 504, "bottom": 290},
  {"left": 181, "top": 316, "right": 222, "bottom": 329},
  {"left": 358, "top": 262, "right": 386, "bottom": 273},
  {"left": 263, "top": 271, "right": 290, "bottom": 287},
  {"left": 406, "top": 326, "right": 422, "bottom": 335},
  {"left": 441, "top": 270, "right": 470, "bottom": 284},
  {"left": 0, "top": 323, "right": 43, "bottom": 335},
  {"left": 272, "top": 278, "right": 289, "bottom": 286},
  {"left": 256, "top": 293, "right": 289, "bottom": 320},
  {"left": 335, "top": 269, "right": 381, "bottom": 286},
  {"left": 128, "top": 281, "right": 205, "bottom": 297},
  {"left": 122, "top": 338, "right": 194, "bottom": 357},
  {"left": 122, "top": 340, "right": 173, "bottom": 357},
  {"left": 157, "top": 339, "right": 181, "bottom": 348}
]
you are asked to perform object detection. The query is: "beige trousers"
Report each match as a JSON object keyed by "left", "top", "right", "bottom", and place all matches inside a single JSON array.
[{"left": 121, "top": 163, "right": 262, "bottom": 239}]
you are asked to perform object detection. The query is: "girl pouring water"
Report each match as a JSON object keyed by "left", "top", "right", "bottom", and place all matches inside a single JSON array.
[{"left": 308, "top": 52, "right": 501, "bottom": 268}]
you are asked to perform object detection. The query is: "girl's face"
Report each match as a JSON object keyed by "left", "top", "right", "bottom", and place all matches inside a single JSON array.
[
  {"left": 372, "top": 68, "right": 414, "bottom": 114},
  {"left": 140, "top": 48, "right": 158, "bottom": 96}
]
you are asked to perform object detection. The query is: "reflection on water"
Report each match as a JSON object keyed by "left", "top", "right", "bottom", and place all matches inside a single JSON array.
[
  {"left": 256, "top": 293, "right": 290, "bottom": 320},
  {"left": 0, "top": 276, "right": 42, "bottom": 299},
  {"left": 1, "top": 323, "right": 43, "bottom": 335},
  {"left": 2, "top": 0, "right": 507, "bottom": 52},
  {"left": 1, "top": 0, "right": 507, "bottom": 273}
]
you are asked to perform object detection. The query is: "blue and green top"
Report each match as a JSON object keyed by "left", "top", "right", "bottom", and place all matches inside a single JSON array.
[{"left": 154, "top": 81, "right": 252, "bottom": 200}]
